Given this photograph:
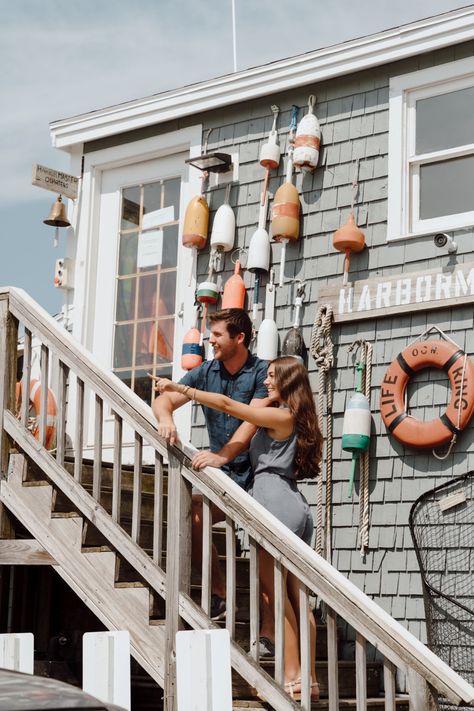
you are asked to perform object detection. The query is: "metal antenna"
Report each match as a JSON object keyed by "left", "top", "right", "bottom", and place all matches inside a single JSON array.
[{"left": 232, "top": 0, "right": 237, "bottom": 72}]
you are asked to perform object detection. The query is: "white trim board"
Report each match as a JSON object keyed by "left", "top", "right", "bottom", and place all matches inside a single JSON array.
[{"left": 50, "top": 6, "right": 474, "bottom": 149}]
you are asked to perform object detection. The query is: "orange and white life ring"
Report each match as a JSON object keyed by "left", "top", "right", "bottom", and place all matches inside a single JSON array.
[
  {"left": 380, "top": 339, "right": 474, "bottom": 449},
  {"left": 16, "top": 379, "right": 57, "bottom": 450}
]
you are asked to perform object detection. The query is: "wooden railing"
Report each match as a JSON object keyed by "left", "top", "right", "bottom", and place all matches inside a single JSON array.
[{"left": 1, "top": 287, "right": 474, "bottom": 711}]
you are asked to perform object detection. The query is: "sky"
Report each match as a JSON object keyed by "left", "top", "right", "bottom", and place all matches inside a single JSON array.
[{"left": 0, "top": 0, "right": 467, "bottom": 315}]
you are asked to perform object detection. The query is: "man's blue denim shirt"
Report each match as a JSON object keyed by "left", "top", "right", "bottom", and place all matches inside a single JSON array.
[{"left": 180, "top": 354, "right": 268, "bottom": 489}]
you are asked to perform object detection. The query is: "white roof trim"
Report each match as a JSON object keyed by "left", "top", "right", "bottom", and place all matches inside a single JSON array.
[{"left": 50, "top": 6, "right": 474, "bottom": 150}]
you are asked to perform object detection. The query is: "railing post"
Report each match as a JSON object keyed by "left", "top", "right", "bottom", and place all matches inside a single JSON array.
[
  {"left": 0, "top": 296, "right": 17, "bottom": 539},
  {"left": 407, "top": 668, "right": 438, "bottom": 711},
  {"left": 164, "top": 451, "right": 192, "bottom": 711}
]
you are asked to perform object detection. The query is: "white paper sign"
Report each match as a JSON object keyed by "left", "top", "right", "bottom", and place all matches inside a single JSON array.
[
  {"left": 137, "top": 230, "right": 163, "bottom": 268},
  {"left": 142, "top": 206, "right": 174, "bottom": 230}
]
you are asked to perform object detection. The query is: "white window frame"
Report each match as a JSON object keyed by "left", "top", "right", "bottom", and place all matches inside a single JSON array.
[{"left": 387, "top": 56, "right": 474, "bottom": 241}]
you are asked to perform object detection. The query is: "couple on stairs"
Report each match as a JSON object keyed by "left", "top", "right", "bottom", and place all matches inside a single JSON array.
[{"left": 152, "top": 308, "right": 321, "bottom": 702}]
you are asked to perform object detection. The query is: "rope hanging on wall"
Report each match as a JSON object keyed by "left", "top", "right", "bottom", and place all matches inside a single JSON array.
[
  {"left": 310, "top": 304, "right": 334, "bottom": 562},
  {"left": 348, "top": 338, "right": 373, "bottom": 557}
]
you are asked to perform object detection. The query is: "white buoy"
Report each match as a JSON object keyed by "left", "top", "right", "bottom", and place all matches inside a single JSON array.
[
  {"left": 210, "top": 184, "right": 235, "bottom": 253},
  {"left": 293, "top": 95, "right": 321, "bottom": 173}
]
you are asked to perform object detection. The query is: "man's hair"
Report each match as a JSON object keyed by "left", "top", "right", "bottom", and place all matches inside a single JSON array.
[{"left": 209, "top": 308, "right": 253, "bottom": 348}]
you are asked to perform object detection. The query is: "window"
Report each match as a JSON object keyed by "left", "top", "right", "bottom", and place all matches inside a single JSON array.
[
  {"left": 387, "top": 56, "right": 474, "bottom": 240},
  {"left": 113, "top": 177, "right": 181, "bottom": 405}
]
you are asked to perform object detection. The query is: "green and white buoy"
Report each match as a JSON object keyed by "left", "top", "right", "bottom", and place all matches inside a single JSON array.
[{"left": 342, "top": 361, "right": 371, "bottom": 497}]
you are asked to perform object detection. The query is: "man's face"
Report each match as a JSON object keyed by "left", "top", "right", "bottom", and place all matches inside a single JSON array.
[{"left": 209, "top": 320, "right": 242, "bottom": 361}]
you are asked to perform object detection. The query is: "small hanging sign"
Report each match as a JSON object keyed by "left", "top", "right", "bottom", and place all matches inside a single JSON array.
[
  {"left": 319, "top": 261, "right": 474, "bottom": 323},
  {"left": 137, "top": 230, "right": 163, "bottom": 269},
  {"left": 32, "top": 164, "right": 79, "bottom": 200}
]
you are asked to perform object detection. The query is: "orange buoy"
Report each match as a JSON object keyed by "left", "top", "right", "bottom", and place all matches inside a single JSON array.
[
  {"left": 221, "top": 260, "right": 245, "bottom": 309},
  {"left": 271, "top": 182, "right": 300, "bottom": 242},
  {"left": 16, "top": 379, "right": 57, "bottom": 450},
  {"left": 333, "top": 213, "right": 365, "bottom": 285},
  {"left": 182, "top": 195, "right": 209, "bottom": 250},
  {"left": 181, "top": 327, "right": 203, "bottom": 370},
  {"left": 380, "top": 339, "right": 474, "bottom": 449}
]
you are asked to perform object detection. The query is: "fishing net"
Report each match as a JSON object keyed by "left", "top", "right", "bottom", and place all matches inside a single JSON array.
[{"left": 409, "top": 472, "right": 474, "bottom": 709}]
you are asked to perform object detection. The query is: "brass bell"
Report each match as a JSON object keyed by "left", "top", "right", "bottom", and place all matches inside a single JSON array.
[{"left": 43, "top": 195, "right": 70, "bottom": 228}]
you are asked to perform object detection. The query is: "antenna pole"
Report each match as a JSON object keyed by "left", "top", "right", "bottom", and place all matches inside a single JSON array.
[{"left": 232, "top": 0, "right": 237, "bottom": 72}]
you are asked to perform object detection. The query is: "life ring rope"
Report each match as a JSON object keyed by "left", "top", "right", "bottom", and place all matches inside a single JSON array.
[{"left": 432, "top": 353, "right": 467, "bottom": 460}]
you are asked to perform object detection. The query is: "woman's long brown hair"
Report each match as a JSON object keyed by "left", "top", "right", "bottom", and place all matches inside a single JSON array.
[{"left": 271, "top": 356, "right": 322, "bottom": 480}]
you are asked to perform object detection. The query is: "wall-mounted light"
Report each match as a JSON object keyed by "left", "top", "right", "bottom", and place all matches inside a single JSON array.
[{"left": 185, "top": 152, "right": 233, "bottom": 174}]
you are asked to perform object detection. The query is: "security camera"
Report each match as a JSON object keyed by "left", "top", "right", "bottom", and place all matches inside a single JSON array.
[{"left": 434, "top": 232, "right": 457, "bottom": 253}]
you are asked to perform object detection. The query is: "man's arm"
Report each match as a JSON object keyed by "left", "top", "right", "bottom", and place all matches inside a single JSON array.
[
  {"left": 152, "top": 390, "right": 189, "bottom": 446},
  {"left": 191, "top": 396, "right": 270, "bottom": 469}
]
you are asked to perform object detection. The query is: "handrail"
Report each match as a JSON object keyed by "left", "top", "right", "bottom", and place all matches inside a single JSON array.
[{"left": 2, "top": 287, "right": 474, "bottom": 708}]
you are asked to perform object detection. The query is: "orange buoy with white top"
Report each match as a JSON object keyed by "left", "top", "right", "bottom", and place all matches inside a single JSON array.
[
  {"left": 16, "top": 379, "right": 57, "bottom": 450},
  {"left": 221, "top": 260, "right": 245, "bottom": 309}
]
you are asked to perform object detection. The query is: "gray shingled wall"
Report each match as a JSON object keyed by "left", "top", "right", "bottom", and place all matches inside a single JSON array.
[
  {"left": 190, "top": 41, "right": 474, "bottom": 644},
  {"left": 83, "top": 39, "right": 474, "bottom": 643}
]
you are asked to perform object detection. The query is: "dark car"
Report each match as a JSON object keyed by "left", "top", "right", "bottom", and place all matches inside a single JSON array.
[{"left": 0, "top": 668, "right": 125, "bottom": 710}]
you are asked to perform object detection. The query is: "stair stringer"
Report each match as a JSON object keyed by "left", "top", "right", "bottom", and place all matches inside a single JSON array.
[{"left": 0, "top": 454, "right": 166, "bottom": 687}]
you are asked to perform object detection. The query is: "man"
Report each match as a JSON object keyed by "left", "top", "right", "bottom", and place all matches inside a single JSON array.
[{"left": 152, "top": 308, "right": 268, "bottom": 621}]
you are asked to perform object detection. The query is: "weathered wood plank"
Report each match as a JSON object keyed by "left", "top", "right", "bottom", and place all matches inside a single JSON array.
[
  {"left": 249, "top": 537, "right": 259, "bottom": 662},
  {"left": 384, "top": 658, "right": 397, "bottom": 711},
  {"left": 131, "top": 432, "right": 143, "bottom": 544},
  {"left": 56, "top": 361, "right": 69, "bottom": 467},
  {"left": 74, "top": 377, "right": 84, "bottom": 483},
  {"left": 201, "top": 495, "right": 212, "bottom": 615},
  {"left": 356, "top": 631, "right": 367, "bottom": 710},
  {"left": 39, "top": 344, "right": 49, "bottom": 449},
  {"left": 226, "top": 516, "right": 236, "bottom": 639},
  {"left": 407, "top": 669, "right": 438, "bottom": 711},
  {"left": 327, "top": 605, "right": 339, "bottom": 711},
  {"left": 299, "top": 582, "right": 311, "bottom": 711},
  {"left": 93, "top": 394, "right": 103, "bottom": 500},
  {"left": 274, "top": 559, "right": 285, "bottom": 686},
  {"left": 20, "top": 328, "right": 32, "bottom": 427},
  {"left": 153, "top": 451, "right": 164, "bottom": 567},
  {"left": 112, "top": 412, "right": 122, "bottom": 523},
  {"left": 0, "top": 539, "right": 56, "bottom": 565}
]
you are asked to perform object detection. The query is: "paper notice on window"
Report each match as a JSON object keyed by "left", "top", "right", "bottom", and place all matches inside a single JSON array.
[
  {"left": 137, "top": 230, "right": 163, "bottom": 268},
  {"left": 142, "top": 206, "right": 174, "bottom": 231}
]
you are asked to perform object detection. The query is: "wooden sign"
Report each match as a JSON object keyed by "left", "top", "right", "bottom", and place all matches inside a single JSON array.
[
  {"left": 318, "top": 261, "right": 474, "bottom": 323},
  {"left": 32, "top": 164, "right": 79, "bottom": 200}
]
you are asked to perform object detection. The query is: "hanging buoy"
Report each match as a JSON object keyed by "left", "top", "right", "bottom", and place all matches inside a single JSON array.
[
  {"left": 293, "top": 95, "right": 321, "bottom": 173},
  {"left": 272, "top": 105, "right": 300, "bottom": 287},
  {"left": 342, "top": 361, "right": 371, "bottom": 497},
  {"left": 181, "top": 327, "right": 204, "bottom": 370},
  {"left": 210, "top": 184, "right": 235, "bottom": 253},
  {"left": 16, "top": 379, "right": 57, "bottom": 450},
  {"left": 257, "top": 319, "right": 278, "bottom": 361},
  {"left": 260, "top": 105, "right": 281, "bottom": 171},
  {"left": 221, "top": 259, "right": 245, "bottom": 309},
  {"left": 333, "top": 213, "right": 365, "bottom": 286},
  {"left": 182, "top": 195, "right": 209, "bottom": 249},
  {"left": 196, "top": 280, "right": 219, "bottom": 304},
  {"left": 282, "top": 283, "right": 306, "bottom": 362}
]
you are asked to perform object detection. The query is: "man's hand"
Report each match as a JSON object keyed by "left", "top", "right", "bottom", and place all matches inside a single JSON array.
[
  {"left": 191, "top": 450, "right": 229, "bottom": 470},
  {"left": 157, "top": 418, "right": 180, "bottom": 446}
]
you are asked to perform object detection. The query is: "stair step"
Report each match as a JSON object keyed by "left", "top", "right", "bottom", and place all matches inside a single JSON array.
[{"left": 232, "top": 698, "right": 409, "bottom": 710}]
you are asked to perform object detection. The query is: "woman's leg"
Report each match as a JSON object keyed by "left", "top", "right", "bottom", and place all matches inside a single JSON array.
[{"left": 258, "top": 549, "right": 301, "bottom": 682}]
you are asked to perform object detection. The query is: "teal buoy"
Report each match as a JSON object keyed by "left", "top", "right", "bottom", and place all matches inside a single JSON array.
[{"left": 342, "top": 361, "right": 371, "bottom": 497}]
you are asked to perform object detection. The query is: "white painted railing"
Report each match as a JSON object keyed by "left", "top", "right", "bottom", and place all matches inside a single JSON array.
[{"left": 1, "top": 287, "right": 474, "bottom": 711}]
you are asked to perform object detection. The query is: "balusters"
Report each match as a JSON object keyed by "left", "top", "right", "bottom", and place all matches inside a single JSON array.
[
  {"left": 326, "top": 605, "right": 340, "bottom": 711},
  {"left": 112, "top": 412, "right": 122, "bottom": 523},
  {"left": 249, "top": 537, "right": 260, "bottom": 662},
  {"left": 299, "top": 582, "right": 311, "bottom": 711},
  {"left": 39, "top": 344, "right": 49, "bottom": 448},
  {"left": 384, "top": 657, "right": 397, "bottom": 711},
  {"left": 201, "top": 496, "right": 212, "bottom": 615},
  {"left": 225, "top": 516, "right": 236, "bottom": 638},
  {"left": 74, "top": 377, "right": 84, "bottom": 483},
  {"left": 20, "top": 328, "right": 32, "bottom": 427},
  {"left": 355, "top": 631, "right": 367, "bottom": 710},
  {"left": 56, "top": 360, "right": 69, "bottom": 467},
  {"left": 153, "top": 451, "right": 164, "bottom": 567},
  {"left": 274, "top": 559, "right": 285, "bottom": 686},
  {"left": 93, "top": 394, "right": 103, "bottom": 500},
  {"left": 131, "top": 431, "right": 143, "bottom": 544}
]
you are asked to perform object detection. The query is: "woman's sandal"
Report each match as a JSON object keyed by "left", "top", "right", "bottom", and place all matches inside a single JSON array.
[{"left": 284, "top": 678, "right": 320, "bottom": 702}]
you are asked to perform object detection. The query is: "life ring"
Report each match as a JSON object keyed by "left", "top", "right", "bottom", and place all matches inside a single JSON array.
[
  {"left": 380, "top": 339, "right": 474, "bottom": 449},
  {"left": 16, "top": 379, "right": 57, "bottom": 450}
]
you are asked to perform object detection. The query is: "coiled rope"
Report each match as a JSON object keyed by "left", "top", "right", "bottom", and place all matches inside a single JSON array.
[
  {"left": 310, "top": 304, "right": 334, "bottom": 562},
  {"left": 348, "top": 339, "right": 373, "bottom": 557}
]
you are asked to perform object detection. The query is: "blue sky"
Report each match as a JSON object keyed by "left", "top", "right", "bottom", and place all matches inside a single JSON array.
[{"left": 0, "top": 0, "right": 466, "bottom": 314}]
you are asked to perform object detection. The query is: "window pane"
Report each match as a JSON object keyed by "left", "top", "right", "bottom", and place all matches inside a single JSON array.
[
  {"left": 134, "top": 369, "right": 153, "bottom": 404},
  {"left": 164, "top": 178, "right": 181, "bottom": 214},
  {"left": 114, "top": 324, "right": 134, "bottom": 368},
  {"left": 116, "top": 278, "right": 136, "bottom": 321},
  {"left": 150, "top": 321, "right": 174, "bottom": 363},
  {"left": 137, "top": 274, "right": 157, "bottom": 319},
  {"left": 159, "top": 272, "right": 177, "bottom": 316},
  {"left": 118, "top": 233, "right": 138, "bottom": 275},
  {"left": 135, "top": 321, "right": 154, "bottom": 366},
  {"left": 161, "top": 224, "right": 179, "bottom": 268},
  {"left": 419, "top": 155, "right": 474, "bottom": 219},
  {"left": 115, "top": 370, "right": 132, "bottom": 389},
  {"left": 121, "top": 186, "right": 141, "bottom": 229},
  {"left": 416, "top": 86, "right": 474, "bottom": 154},
  {"left": 143, "top": 182, "right": 162, "bottom": 216}
]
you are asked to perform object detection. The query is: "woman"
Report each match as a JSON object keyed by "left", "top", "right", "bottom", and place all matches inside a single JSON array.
[{"left": 152, "top": 356, "right": 322, "bottom": 701}]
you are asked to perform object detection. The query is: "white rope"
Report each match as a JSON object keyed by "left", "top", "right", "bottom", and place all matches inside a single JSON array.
[
  {"left": 432, "top": 353, "right": 467, "bottom": 461},
  {"left": 310, "top": 304, "right": 334, "bottom": 561}
]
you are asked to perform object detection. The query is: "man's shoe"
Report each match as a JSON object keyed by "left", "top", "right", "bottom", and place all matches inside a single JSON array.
[
  {"left": 210, "top": 594, "right": 226, "bottom": 620},
  {"left": 258, "top": 636, "right": 275, "bottom": 659}
]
